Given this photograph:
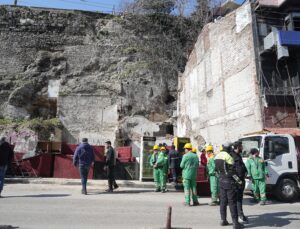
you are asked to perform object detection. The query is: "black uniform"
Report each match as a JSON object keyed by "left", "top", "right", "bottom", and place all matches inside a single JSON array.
[
  {"left": 215, "top": 151, "right": 242, "bottom": 228},
  {"left": 230, "top": 151, "right": 247, "bottom": 218},
  {"left": 168, "top": 149, "right": 181, "bottom": 183},
  {"left": 106, "top": 146, "right": 118, "bottom": 191}
]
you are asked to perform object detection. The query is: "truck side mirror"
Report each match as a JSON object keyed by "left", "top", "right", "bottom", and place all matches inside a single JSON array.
[
  {"left": 269, "top": 152, "right": 276, "bottom": 160},
  {"left": 268, "top": 140, "right": 275, "bottom": 159},
  {"left": 268, "top": 140, "right": 274, "bottom": 153}
]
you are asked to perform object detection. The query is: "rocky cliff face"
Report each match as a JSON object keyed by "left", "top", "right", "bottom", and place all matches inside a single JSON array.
[{"left": 0, "top": 6, "right": 195, "bottom": 149}]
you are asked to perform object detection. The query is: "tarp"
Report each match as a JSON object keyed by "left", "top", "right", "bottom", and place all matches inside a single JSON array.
[{"left": 278, "top": 31, "right": 300, "bottom": 46}]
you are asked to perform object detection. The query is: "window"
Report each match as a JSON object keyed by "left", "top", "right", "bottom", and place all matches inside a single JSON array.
[
  {"left": 264, "top": 136, "right": 289, "bottom": 159},
  {"left": 240, "top": 136, "right": 262, "bottom": 158}
]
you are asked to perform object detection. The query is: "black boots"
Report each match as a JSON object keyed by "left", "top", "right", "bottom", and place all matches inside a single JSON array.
[{"left": 220, "top": 220, "right": 229, "bottom": 226}]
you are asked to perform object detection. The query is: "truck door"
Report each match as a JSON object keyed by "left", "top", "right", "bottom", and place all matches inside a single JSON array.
[{"left": 263, "top": 135, "right": 297, "bottom": 185}]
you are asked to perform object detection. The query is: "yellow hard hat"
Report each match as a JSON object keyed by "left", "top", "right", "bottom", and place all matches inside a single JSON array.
[
  {"left": 160, "top": 146, "right": 166, "bottom": 151},
  {"left": 192, "top": 147, "right": 197, "bottom": 153},
  {"left": 184, "top": 143, "right": 192, "bottom": 149},
  {"left": 206, "top": 145, "right": 214, "bottom": 152},
  {"left": 219, "top": 145, "right": 223, "bottom": 151},
  {"left": 153, "top": 145, "right": 159, "bottom": 150}
]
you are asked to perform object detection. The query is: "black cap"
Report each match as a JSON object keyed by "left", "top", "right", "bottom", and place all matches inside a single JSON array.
[
  {"left": 105, "top": 140, "right": 111, "bottom": 145},
  {"left": 233, "top": 141, "right": 242, "bottom": 149},
  {"left": 163, "top": 143, "right": 167, "bottom": 146},
  {"left": 158, "top": 143, "right": 163, "bottom": 147},
  {"left": 222, "top": 142, "right": 233, "bottom": 152},
  {"left": 82, "top": 138, "right": 88, "bottom": 143},
  {"left": 250, "top": 148, "right": 259, "bottom": 155}
]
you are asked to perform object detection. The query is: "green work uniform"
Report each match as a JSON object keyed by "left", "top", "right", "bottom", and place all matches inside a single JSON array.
[
  {"left": 207, "top": 155, "right": 219, "bottom": 203},
  {"left": 180, "top": 151, "right": 199, "bottom": 205},
  {"left": 150, "top": 152, "right": 160, "bottom": 190},
  {"left": 246, "top": 155, "right": 268, "bottom": 201},
  {"left": 156, "top": 151, "right": 169, "bottom": 191}
]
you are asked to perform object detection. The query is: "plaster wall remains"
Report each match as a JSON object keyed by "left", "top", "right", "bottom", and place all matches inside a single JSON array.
[
  {"left": 177, "top": 3, "right": 263, "bottom": 147},
  {"left": 58, "top": 95, "right": 119, "bottom": 144}
]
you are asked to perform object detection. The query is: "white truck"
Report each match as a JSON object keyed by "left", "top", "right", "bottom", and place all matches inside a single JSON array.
[{"left": 239, "top": 132, "right": 300, "bottom": 202}]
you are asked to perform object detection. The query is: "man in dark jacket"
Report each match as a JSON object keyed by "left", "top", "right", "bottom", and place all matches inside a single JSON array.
[
  {"left": 215, "top": 142, "right": 244, "bottom": 229},
  {"left": 231, "top": 141, "right": 248, "bottom": 223},
  {"left": 168, "top": 145, "right": 181, "bottom": 184},
  {"left": 105, "top": 140, "right": 118, "bottom": 192},
  {"left": 73, "top": 138, "right": 95, "bottom": 195},
  {"left": 0, "top": 137, "right": 14, "bottom": 197}
]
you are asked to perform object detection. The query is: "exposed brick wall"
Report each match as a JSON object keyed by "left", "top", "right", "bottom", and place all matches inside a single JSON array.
[{"left": 264, "top": 106, "right": 297, "bottom": 128}]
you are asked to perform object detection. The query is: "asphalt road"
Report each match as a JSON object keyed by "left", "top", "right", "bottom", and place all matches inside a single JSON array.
[{"left": 0, "top": 184, "right": 300, "bottom": 229}]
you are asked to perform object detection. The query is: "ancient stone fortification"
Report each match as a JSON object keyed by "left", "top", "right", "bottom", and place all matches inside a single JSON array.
[
  {"left": 0, "top": 6, "right": 194, "bottom": 153},
  {"left": 177, "top": 3, "right": 263, "bottom": 147}
]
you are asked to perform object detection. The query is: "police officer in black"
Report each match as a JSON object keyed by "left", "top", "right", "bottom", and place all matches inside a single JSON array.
[
  {"left": 215, "top": 142, "right": 244, "bottom": 229},
  {"left": 231, "top": 141, "right": 248, "bottom": 223},
  {"left": 105, "top": 140, "right": 119, "bottom": 192}
]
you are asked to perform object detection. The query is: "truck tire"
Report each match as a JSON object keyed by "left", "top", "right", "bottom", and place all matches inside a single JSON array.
[{"left": 275, "top": 178, "right": 299, "bottom": 202}]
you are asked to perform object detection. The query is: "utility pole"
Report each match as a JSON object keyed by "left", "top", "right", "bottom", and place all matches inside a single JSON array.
[{"left": 14, "top": 0, "right": 18, "bottom": 6}]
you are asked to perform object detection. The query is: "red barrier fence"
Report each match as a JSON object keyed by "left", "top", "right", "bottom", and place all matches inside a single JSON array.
[
  {"left": 12, "top": 153, "right": 53, "bottom": 177},
  {"left": 53, "top": 154, "right": 93, "bottom": 179},
  {"left": 196, "top": 166, "right": 210, "bottom": 196},
  {"left": 116, "top": 146, "right": 133, "bottom": 162}
]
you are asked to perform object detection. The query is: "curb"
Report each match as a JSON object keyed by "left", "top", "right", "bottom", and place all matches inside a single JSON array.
[{"left": 5, "top": 178, "right": 180, "bottom": 190}]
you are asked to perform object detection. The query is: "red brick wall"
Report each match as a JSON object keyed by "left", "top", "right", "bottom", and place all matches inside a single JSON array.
[{"left": 264, "top": 106, "right": 297, "bottom": 128}]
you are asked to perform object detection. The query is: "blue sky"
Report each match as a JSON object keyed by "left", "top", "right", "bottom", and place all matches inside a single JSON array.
[{"left": 0, "top": 0, "right": 245, "bottom": 14}]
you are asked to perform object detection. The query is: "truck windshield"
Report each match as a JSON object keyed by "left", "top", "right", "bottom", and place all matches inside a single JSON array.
[{"left": 239, "top": 136, "right": 262, "bottom": 158}]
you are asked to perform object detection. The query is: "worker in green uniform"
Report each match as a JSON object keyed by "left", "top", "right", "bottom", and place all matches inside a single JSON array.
[
  {"left": 150, "top": 145, "right": 160, "bottom": 192},
  {"left": 180, "top": 143, "right": 200, "bottom": 206},
  {"left": 155, "top": 146, "right": 169, "bottom": 193},
  {"left": 245, "top": 148, "right": 268, "bottom": 205},
  {"left": 206, "top": 145, "right": 219, "bottom": 206}
]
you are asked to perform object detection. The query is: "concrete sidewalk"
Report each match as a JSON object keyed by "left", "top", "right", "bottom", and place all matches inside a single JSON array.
[{"left": 5, "top": 177, "right": 180, "bottom": 190}]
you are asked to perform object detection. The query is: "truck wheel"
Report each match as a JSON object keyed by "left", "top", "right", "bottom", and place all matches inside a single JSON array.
[{"left": 275, "top": 178, "right": 299, "bottom": 202}]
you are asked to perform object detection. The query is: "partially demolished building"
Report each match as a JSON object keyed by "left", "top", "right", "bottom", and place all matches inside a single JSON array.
[{"left": 177, "top": 0, "right": 300, "bottom": 146}]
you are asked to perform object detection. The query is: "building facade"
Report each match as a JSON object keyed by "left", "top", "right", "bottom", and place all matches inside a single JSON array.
[{"left": 177, "top": 0, "right": 300, "bottom": 147}]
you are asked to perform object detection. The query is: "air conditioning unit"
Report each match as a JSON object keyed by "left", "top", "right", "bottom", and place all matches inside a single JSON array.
[{"left": 263, "top": 27, "right": 289, "bottom": 60}]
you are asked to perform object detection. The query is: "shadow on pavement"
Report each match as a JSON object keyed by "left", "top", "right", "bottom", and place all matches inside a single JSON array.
[
  {"left": 3, "top": 194, "right": 70, "bottom": 198},
  {"left": 246, "top": 212, "right": 300, "bottom": 228},
  {"left": 243, "top": 196, "right": 300, "bottom": 206},
  {"left": 89, "top": 189, "right": 154, "bottom": 195},
  {"left": 0, "top": 226, "right": 19, "bottom": 229}
]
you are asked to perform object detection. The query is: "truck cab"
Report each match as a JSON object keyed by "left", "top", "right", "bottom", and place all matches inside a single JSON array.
[{"left": 239, "top": 133, "right": 300, "bottom": 202}]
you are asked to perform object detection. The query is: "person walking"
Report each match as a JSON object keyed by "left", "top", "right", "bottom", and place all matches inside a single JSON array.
[
  {"left": 230, "top": 141, "right": 248, "bottom": 223},
  {"left": 246, "top": 148, "right": 268, "bottom": 205},
  {"left": 150, "top": 145, "right": 160, "bottom": 192},
  {"left": 180, "top": 143, "right": 200, "bottom": 206},
  {"left": 215, "top": 142, "right": 244, "bottom": 229},
  {"left": 73, "top": 138, "right": 95, "bottom": 195},
  {"left": 168, "top": 145, "right": 181, "bottom": 184},
  {"left": 0, "top": 137, "right": 14, "bottom": 198},
  {"left": 206, "top": 145, "right": 219, "bottom": 206},
  {"left": 105, "top": 140, "right": 119, "bottom": 192},
  {"left": 155, "top": 146, "right": 169, "bottom": 193}
]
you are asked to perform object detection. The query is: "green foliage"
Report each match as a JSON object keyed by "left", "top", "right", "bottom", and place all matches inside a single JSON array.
[
  {"left": 19, "top": 118, "right": 63, "bottom": 131},
  {"left": 0, "top": 118, "right": 22, "bottom": 125},
  {"left": 0, "top": 118, "right": 62, "bottom": 130}
]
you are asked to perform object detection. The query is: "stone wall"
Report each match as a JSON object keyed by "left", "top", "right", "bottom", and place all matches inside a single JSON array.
[
  {"left": 0, "top": 6, "right": 194, "bottom": 151},
  {"left": 177, "top": 3, "right": 263, "bottom": 147}
]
